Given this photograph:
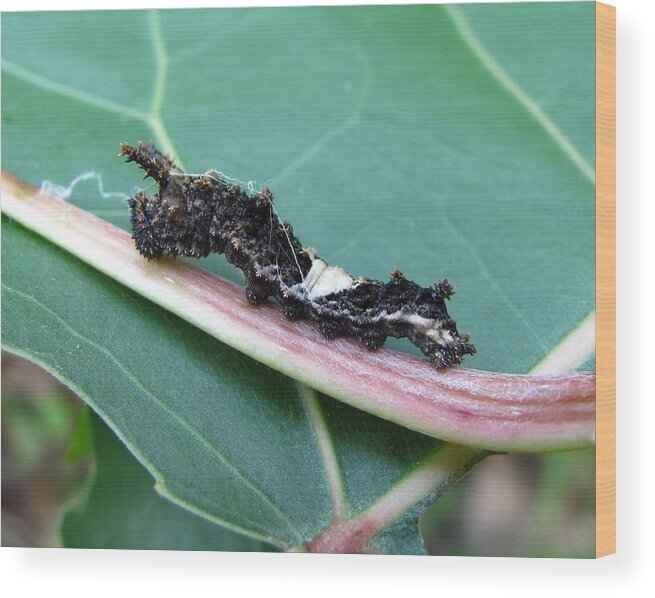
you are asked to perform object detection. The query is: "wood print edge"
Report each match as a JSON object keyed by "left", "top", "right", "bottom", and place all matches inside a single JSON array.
[{"left": 595, "top": 0, "right": 616, "bottom": 559}]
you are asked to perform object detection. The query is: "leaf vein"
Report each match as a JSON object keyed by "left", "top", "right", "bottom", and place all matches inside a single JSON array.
[
  {"left": 269, "top": 45, "right": 372, "bottom": 187},
  {"left": 1, "top": 59, "right": 149, "bottom": 121},
  {"left": 297, "top": 384, "right": 348, "bottom": 523},
  {"left": 443, "top": 4, "right": 595, "bottom": 186}
]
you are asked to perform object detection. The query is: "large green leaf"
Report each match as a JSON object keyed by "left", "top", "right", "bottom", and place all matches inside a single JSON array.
[
  {"left": 62, "top": 410, "right": 272, "bottom": 552},
  {"left": 2, "top": 3, "right": 595, "bottom": 553}
]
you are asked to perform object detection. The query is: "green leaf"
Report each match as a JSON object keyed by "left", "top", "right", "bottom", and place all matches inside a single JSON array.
[
  {"left": 62, "top": 411, "right": 272, "bottom": 552},
  {"left": 2, "top": 3, "right": 596, "bottom": 553}
]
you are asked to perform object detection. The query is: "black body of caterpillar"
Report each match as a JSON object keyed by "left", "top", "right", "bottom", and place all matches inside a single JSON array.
[{"left": 120, "top": 142, "right": 476, "bottom": 368}]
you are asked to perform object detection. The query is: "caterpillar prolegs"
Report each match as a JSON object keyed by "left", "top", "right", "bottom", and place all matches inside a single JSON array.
[{"left": 120, "top": 142, "right": 476, "bottom": 368}]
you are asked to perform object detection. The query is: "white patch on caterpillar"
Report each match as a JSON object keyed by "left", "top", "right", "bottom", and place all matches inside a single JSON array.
[
  {"left": 427, "top": 327, "right": 455, "bottom": 346},
  {"left": 379, "top": 311, "right": 433, "bottom": 327},
  {"left": 303, "top": 257, "right": 354, "bottom": 300},
  {"left": 377, "top": 310, "right": 455, "bottom": 347}
]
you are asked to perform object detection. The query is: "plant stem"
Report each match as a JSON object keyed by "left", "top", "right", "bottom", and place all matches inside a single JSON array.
[{"left": 304, "top": 445, "right": 486, "bottom": 553}]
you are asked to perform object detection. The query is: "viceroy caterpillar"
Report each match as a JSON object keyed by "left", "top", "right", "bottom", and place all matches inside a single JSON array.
[{"left": 121, "top": 142, "right": 475, "bottom": 368}]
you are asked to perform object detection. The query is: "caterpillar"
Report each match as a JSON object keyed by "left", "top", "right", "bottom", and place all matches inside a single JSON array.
[{"left": 120, "top": 142, "right": 475, "bottom": 368}]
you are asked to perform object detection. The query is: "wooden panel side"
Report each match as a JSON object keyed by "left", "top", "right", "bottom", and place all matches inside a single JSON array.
[{"left": 595, "top": 1, "right": 616, "bottom": 559}]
